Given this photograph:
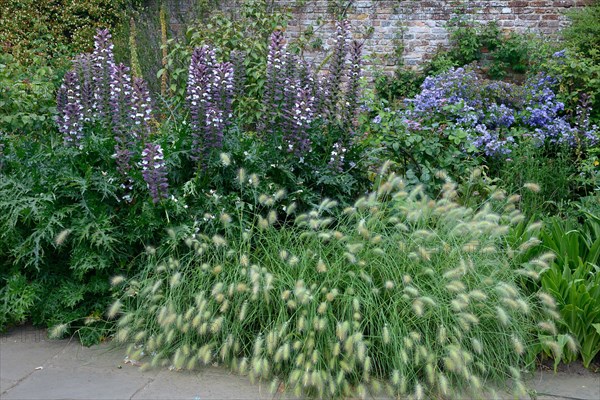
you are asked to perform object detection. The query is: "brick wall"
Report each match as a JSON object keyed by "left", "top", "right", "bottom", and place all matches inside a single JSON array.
[{"left": 165, "top": 0, "right": 593, "bottom": 75}]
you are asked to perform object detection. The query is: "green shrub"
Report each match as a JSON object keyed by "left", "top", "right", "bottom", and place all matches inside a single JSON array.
[
  {"left": 0, "top": 54, "right": 63, "bottom": 134},
  {"left": 491, "top": 143, "right": 578, "bottom": 217},
  {"left": 112, "top": 166, "right": 561, "bottom": 398},
  {"left": 489, "top": 33, "right": 532, "bottom": 79},
  {"left": 373, "top": 68, "right": 424, "bottom": 105},
  {"left": 0, "top": 271, "right": 40, "bottom": 329},
  {"left": 562, "top": 3, "right": 600, "bottom": 61},
  {"left": 0, "top": 0, "right": 127, "bottom": 62}
]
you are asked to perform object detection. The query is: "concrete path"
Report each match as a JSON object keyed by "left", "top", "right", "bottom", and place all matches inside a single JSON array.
[{"left": 1, "top": 325, "right": 598, "bottom": 400}]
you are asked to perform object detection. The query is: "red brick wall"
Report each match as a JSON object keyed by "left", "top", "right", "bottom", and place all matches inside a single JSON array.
[{"left": 166, "top": 0, "right": 594, "bottom": 75}]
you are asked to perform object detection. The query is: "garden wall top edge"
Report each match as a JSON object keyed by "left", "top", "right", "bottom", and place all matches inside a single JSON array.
[{"left": 164, "top": 0, "right": 595, "bottom": 77}]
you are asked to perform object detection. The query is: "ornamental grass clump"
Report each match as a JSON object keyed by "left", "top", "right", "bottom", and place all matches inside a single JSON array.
[{"left": 113, "top": 163, "right": 560, "bottom": 399}]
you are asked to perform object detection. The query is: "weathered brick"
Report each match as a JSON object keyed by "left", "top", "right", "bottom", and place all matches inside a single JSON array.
[{"left": 164, "top": 0, "right": 590, "bottom": 78}]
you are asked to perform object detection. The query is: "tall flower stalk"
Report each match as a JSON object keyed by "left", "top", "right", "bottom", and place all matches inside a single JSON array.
[
  {"left": 344, "top": 40, "right": 363, "bottom": 128},
  {"left": 187, "top": 46, "right": 216, "bottom": 161},
  {"left": 56, "top": 71, "right": 84, "bottom": 148},
  {"left": 285, "top": 85, "right": 314, "bottom": 156},
  {"left": 322, "top": 20, "right": 351, "bottom": 120},
  {"left": 141, "top": 143, "right": 169, "bottom": 204},
  {"left": 92, "top": 29, "right": 116, "bottom": 122},
  {"left": 262, "top": 30, "right": 287, "bottom": 136}
]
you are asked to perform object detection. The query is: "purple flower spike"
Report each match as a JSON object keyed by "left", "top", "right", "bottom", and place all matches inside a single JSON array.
[
  {"left": 92, "top": 29, "right": 116, "bottom": 122},
  {"left": 110, "top": 63, "right": 133, "bottom": 139},
  {"left": 212, "top": 62, "right": 235, "bottom": 129},
  {"left": 72, "top": 54, "right": 94, "bottom": 122},
  {"left": 57, "top": 71, "right": 85, "bottom": 148},
  {"left": 344, "top": 40, "right": 363, "bottom": 126},
  {"left": 131, "top": 77, "right": 153, "bottom": 141},
  {"left": 285, "top": 84, "right": 314, "bottom": 156},
  {"left": 141, "top": 143, "right": 169, "bottom": 204},
  {"left": 187, "top": 45, "right": 216, "bottom": 161}
]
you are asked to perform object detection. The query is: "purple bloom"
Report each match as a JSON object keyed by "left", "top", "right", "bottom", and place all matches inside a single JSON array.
[
  {"left": 344, "top": 40, "right": 363, "bottom": 126},
  {"left": 130, "top": 77, "right": 153, "bottom": 141},
  {"left": 211, "top": 62, "right": 235, "bottom": 130},
  {"left": 110, "top": 63, "right": 133, "bottom": 139},
  {"left": 72, "top": 54, "right": 94, "bottom": 122},
  {"left": 187, "top": 46, "right": 216, "bottom": 161},
  {"left": 285, "top": 84, "right": 314, "bottom": 155},
  {"left": 469, "top": 124, "right": 514, "bottom": 157},
  {"left": 91, "top": 29, "right": 116, "bottom": 122},
  {"left": 552, "top": 49, "right": 566, "bottom": 58},
  {"left": 57, "top": 71, "right": 85, "bottom": 148},
  {"left": 141, "top": 143, "right": 169, "bottom": 204}
]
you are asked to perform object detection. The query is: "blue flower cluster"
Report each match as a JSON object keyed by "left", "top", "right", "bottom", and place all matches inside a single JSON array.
[{"left": 401, "top": 67, "right": 598, "bottom": 157}]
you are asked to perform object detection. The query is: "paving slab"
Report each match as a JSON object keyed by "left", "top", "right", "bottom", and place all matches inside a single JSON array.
[
  {"left": 1, "top": 325, "right": 599, "bottom": 400},
  {"left": 1, "top": 364, "right": 154, "bottom": 400},
  {"left": 529, "top": 369, "right": 600, "bottom": 400},
  {"left": 0, "top": 326, "right": 70, "bottom": 382},
  {"left": 131, "top": 368, "right": 292, "bottom": 400}
]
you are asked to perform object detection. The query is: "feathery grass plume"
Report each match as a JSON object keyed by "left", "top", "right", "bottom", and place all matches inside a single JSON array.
[
  {"left": 523, "top": 182, "right": 541, "bottom": 193},
  {"left": 54, "top": 229, "right": 72, "bottom": 246},
  {"left": 49, "top": 323, "right": 69, "bottom": 339},
  {"left": 107, "top": 299, "right": 122, "bottom": 319}
]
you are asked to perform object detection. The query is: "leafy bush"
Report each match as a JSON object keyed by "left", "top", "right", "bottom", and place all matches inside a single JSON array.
[
  {"left": 0, "top": 271, "right": 40, "bottom": 329},
  {"left": 489, "top": 33, "right": 532, "bottom": 79},
  {"left": 0, "top": 21, "right": 369, "bottom": 339},
  {"left": 562, "top": 3, "right": 600, "bottom": 61},
  {"left": 112, "top": 167, "right": 561, "bottom": 398},
  {"left": 539, "top": 216, "right": 600, "bottom": 368},
  {"left": 0, "top": 0, "right": 127, "bottom": 62},
  {"left": 373, "top": 68, "right": 424, "bottom": 106},
  {"left": 365, "top": 67, "right": 598, "bottom": 203},
  {"left": 158, "top": 0, "right": 291, "bottom": 120},
  {"left": 537, "top": 49, "right": 600, "bottom": 124},
  {"left": 0, "top": 54, "right": 63, "bottom": 134}
]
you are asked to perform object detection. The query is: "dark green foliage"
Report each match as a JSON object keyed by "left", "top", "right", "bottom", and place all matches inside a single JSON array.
[
  {"left": 0, "top": 129, "right": 184, "bottom": 338},
  {"left": 373, "top": 68, "right": 424, "bottom": 105},
  {"left": 491, "top": 143, "right": 578, "bottom": 217},
  {"left": 489, "top": 34, "right": 532, "bottom": 79},
  {"left": 0, "top": 0, "right": 127, "bottom": 62},
  {"left": 362, "top": 107, "right": 482, "bottom": 191},
  {"left": 562, "top": 3, "right": 600, "bottom": 60},
  {"left": 0, "top": 272, "right": 40, "bottom": 329},
  {"left": 0, "top": 54, "right": 63, "bottom": 134}
]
